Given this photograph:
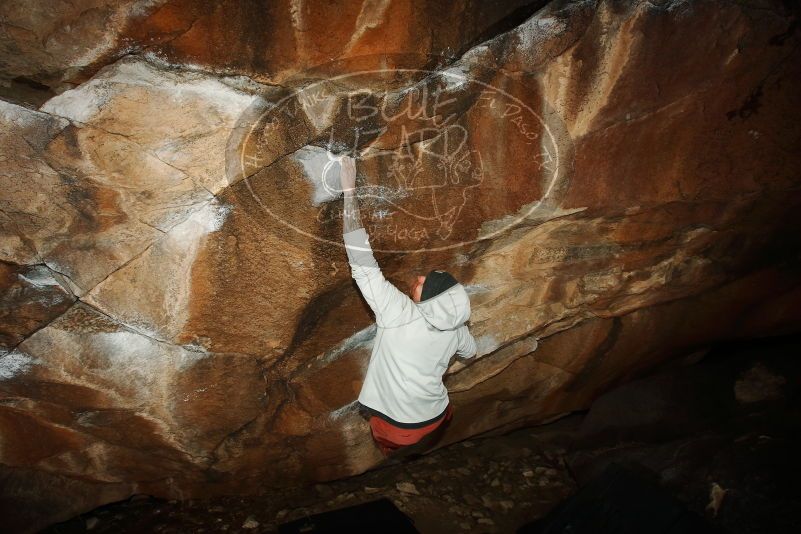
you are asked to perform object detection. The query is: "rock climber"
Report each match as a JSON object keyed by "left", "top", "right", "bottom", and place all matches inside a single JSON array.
[{"left": 337, "top": 154, "right": 478, "bottom": 456}]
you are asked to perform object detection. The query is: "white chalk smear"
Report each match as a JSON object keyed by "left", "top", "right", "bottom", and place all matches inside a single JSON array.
[
  {"left": 17, "top": 265, "right": 64, "bottom": 288},
  {"left": 41, "top": 55, "right": 256, "bottom": 124},
  {"left": 329, "top": 400, "right": 360, "bottom": 421},
  {"left": 475, "top": 334, "right": 500, "bottom": 357},
  {"left": 440, "top": 66, "right": 470, "bottom": 91},
  {"left": 92, "top": 330, "right": 207, "bottom": 385},
  {"left": 294, "top": 146, "right": 343, "bottom": 206},
  {"left": 319, "top": 324, "right": 377, "bottom": 366},
  {"left": 0, "top": 351, "right": 36, "bottom": 380},
  {"left": 464, "top": 284, "right": 492, "bottom": 295}
]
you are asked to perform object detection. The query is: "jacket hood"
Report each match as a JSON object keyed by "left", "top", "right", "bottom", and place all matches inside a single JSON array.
[{"left": 416, "top": 283, "right": 471, "bottom": 331}]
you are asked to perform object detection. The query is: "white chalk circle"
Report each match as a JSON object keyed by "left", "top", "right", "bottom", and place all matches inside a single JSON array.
[{"left": 227, "top": 56, "right": 572, "bottom": 253}]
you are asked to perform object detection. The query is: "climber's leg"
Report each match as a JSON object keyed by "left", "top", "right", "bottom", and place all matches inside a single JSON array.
[
  {"left": 392, "top": 405, "right": 454, "bottom": 459},
  {"left": 368, "top": 416, "right": 404, "bottom": 455},
  {"left": 369, "top": 405, "right": 453, "bottom": 456}
]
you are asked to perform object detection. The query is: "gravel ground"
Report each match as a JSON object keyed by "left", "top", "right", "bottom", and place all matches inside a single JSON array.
[{"left": 45, "top": 423, "right": 578, "bottom": 534}]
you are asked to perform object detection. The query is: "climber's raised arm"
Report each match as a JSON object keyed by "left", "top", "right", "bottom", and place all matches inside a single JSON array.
[
  {"left": 339, "top": 155, "right": 415, "bottom": 328},
  {"left": 340, "top": 156, "right": 363, "bottom": 234}
]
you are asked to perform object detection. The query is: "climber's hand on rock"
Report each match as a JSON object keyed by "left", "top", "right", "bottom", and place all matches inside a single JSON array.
[{"left": 339, "top": 155, "right": 356, "bottom": 193}]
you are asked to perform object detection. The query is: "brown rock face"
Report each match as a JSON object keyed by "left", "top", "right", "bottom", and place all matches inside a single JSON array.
[
  {"left": 0, "top": 0, "right": 539, "bottom": 106},
  {"left": 1, "top": 0, "right": 800, "bottom": 531}
]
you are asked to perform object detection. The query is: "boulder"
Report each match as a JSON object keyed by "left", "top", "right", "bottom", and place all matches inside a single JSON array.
[{"left": 1, "top": 0, "right": 800, "bottom": 531}]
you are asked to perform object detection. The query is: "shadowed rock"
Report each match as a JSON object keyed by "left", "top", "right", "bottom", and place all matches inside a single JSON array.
[{"left": 1, "top": 0, "right": 800, "bottom": 531}]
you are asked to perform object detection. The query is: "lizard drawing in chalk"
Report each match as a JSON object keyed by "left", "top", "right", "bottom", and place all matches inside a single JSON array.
[{"left": 323, "top": 124, "right": 484, "bottom": 240}]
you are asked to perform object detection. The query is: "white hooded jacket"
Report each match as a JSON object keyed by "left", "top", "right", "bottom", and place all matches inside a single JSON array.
[{"left": 344, "top": 227, "right": 477, "bottom": 425}]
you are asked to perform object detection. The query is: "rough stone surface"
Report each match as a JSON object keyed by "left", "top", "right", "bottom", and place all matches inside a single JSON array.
[
  {"left": 36, "top": 338, "right": 801, "bottom": 534},
  {"left": 1, "top": 0, "right": 800, "bottom": 532},
  {"left": 0, "top": 0, "right": 539, "bottom": 106}
]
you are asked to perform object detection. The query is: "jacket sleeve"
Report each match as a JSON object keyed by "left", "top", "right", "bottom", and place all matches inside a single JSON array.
[
  {"left": 343, "top": 227, "right": 415, "bottom": 328},
  {"left": 455, "top": 324, "right": 478, "bottom": 358}
]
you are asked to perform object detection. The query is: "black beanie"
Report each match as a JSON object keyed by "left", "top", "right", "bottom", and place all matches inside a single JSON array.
[{"left": 421, "top": 270, "right": 458, "bottom": 301}]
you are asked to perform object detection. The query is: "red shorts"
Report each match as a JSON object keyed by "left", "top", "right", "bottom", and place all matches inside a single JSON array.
[{"left": 369, "top": 405, "right": 453, "bottom": 453}]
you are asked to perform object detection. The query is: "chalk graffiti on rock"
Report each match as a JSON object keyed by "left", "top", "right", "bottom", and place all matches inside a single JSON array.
[{"left": 230, "top": 56, "right": 571, "bottom": 253}]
